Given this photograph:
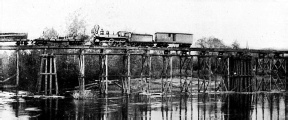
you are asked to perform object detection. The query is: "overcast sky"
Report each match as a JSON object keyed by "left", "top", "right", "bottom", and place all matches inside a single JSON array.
[{"left": 1, "top": 0, "right": 288, "bottom": 49}]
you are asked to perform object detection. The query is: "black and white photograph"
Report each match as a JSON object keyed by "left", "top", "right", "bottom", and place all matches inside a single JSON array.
[{"left": 0, "top": 0, "right": 288, "bottom": 119}]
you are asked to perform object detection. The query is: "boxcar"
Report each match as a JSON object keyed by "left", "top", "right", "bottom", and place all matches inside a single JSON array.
[
  {"left": 155, "top": 32, "right": 193, "bottom": 47},
  {"left": 129, "top": 33, "right": 154, "bottom": 47}
]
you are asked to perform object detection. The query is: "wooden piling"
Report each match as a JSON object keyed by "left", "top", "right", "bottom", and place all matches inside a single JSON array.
[
  {"left": 78, "top": 50, "right": 85, "bottom": 92},
  {"left": 37, "top": 58, "right": 44, "bottom": 93},
  {"left": 179, "top": 56, "right": 183, "bottom": 92},
  {"left": 148, "top": 52, "right": 152, "bottom": 93},
  {"left": 161, "top": 56, "right": 165, "bottom": 93},
  {"left": 227, "top": 57, "right": 230, "bottom": 91},
  {"left": 127, "top": 51, "right": 131, "bottom": 94},
  {"left": 53, "top": 57, "right": 58, "bottom": 95},
  {"left": 269, "top": 59, "right": 272, "bottom": 91},
  {"left": 197, "top": 56, "right": 200, "bottom": 92},
  {"left": 16, "top": 50, "right": 19, "bottom": 86},
  {"left": 45, "top": 57, "right": 48, "bottom": 95},
  {"left": 170, "top": 55, "right": 173, "bottom": 93},
  {"left": 49, "top": 57, "right": 52, "bottom": 95},
  {"left": 190, "top": 54, "right": 194, "bottom": 93},
  {"left": 105, "top": 54, "right": 108, "bottom": 94}
]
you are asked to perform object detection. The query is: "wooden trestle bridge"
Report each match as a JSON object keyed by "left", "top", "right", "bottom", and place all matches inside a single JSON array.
[{"left": 1, "top": 45, "right": 288, "bottom": 95}]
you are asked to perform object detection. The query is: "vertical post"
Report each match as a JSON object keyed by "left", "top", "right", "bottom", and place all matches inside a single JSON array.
[
  {"left": 16, "top": 50, "right": 19, "bottom": 86},
  {"left": 170, "top": 54, "right": 173, "bottom": 93},
  {"left": 198, "top": 56, "right": 200, "bottom": 92},
  {"left": 105, "top": 54, "right": 108, "bottom": 94},
  {"left": 100, "top": 49, "right": 106, "bottom": 94},
  {"left": 148, "top": 52, "right": 152, "bottom": 93},
  {"left": 37, "top": 57, "right": 44, "bottom": 93},
  {"left": 78, "top": 49, "right": 85, "bottom": 92},
  {"left": 208, "top": 57, "right": 211, "bottom": 92},
  {"left": 161, "top": 56, "right": 165, "bottom": 93},
  {"left": 127, "top": 50, "right": 131, "bottom": 94},
  {"left": 286, "top": 58, "right": 288, "bottom": 91},
  {"left": 44, "top": 57, "right": 48, "bottom": 95},
  {"left": 270, "top": 58, "right": 272, "bottom": 91},
  {"left": 54, "top": 57, "right": 58, "bottom": 95},
  {"left": 180, "top": 56, "right": 182, "bottom": 92},
  {"left": 99, "top": 49, "right": 105, "bottom": 94},
  {"left": 190, "top": 54, "right": 194, "bottom": 93},
  {"left": 82, "top": 51, "right": 85, "bottom": 91},
  {"left": 49, "top": 57, "right": 53, "bottom": 95},
  {"left": 16, "top": 50, "right": 19, "bottom": 96},
  {"left": 227, "top": 57, "right": 230, "bottom": 91}
]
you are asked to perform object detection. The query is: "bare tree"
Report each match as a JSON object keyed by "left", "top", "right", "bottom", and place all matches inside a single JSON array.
[
  {"left": 42, "top": 27, "right": 58, "bottom": 39},
  {"left": 66, "top": 11, "right": 87, "bottom": 37},
  {"left": 195, "top": 37, "right": 226, "bottom": 48},
  {"left": 231, "top": 40, "right": 240, "bottom": 49}
]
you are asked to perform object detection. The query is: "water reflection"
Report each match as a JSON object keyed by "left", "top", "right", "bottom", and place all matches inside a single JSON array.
[{"left": 1, "top": 93, "right": 288, "bottom": 120}]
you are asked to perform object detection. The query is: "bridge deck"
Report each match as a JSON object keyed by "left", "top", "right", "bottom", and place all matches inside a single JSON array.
[{"left": 0, "top": 45, "right": 287, "bottom": 54}]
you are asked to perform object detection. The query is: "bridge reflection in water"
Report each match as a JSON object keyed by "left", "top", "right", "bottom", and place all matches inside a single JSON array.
[{"left": 2, "top": 93, "right": 288, "bottom": 120}]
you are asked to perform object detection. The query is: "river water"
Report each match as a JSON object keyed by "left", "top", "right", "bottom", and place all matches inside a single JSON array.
[{"left": 0, "top": 92, "right": 288, "bottom": 120}]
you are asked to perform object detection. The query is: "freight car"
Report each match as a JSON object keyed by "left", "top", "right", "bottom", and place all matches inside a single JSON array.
[
  {"left": 155, "top": 32, "right": 193, "bottom": 48},
  {"left": 0, "top": 33, "right": 28, "bottom": 45},
  {"left": 33, "top": 35, "right": 87, "bottom": 46}
]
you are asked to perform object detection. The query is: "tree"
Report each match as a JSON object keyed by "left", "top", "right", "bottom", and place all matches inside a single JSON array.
[
  {"left": 231, "top": 40, "right": 240, "bottom": 49},
  {"left": 42, "top": 27, "right": 58, "bottom": 39},
  {"left": 66, "top": 11, "right": 87, "bottom": 37},
  {"left": 195, "top": 37, "right": 226, "bottom": 48}
]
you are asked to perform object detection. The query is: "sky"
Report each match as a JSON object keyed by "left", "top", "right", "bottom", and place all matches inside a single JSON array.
[{"left": 1, "top": 0, "right": 288, "bottom": 49}]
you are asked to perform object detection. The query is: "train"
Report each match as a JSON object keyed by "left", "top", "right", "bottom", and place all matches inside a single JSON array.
[
  {"left": 90, "top": 25, "right": 193, "bottom": 48},
  {"left": 0, "top": 33, "right": 28, "bottom": 45},
  {"left": 0, "top": 25, "right": 193, "bottom": 48}
]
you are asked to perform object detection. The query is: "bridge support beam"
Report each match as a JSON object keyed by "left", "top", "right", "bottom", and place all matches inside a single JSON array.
[
  {"left": 140, "top": 50, "right": 152, "bottom": 94},
  {"left": 162, "top": 50, "right": 173, "bottom": 93},
  {"left": 197, "top": 52, "right": 211, "bottom": 93},
  {"left": 179, "top": 50, "right": 194, "bottom": 93},
  {"left": 37, "top": 54, "right": 58, "bottom": 95},
  {"left": 99, "top": 49, "right": 109, "bottom": 94},
  {"left": 122, "top": 50, "right": 131, "bottom": 94},
  {"left": 78, "top": 49, "right": 85, "bottom": 92}
]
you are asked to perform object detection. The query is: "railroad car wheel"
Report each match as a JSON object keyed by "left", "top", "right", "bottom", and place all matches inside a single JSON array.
[
  {"left": 24, "top": 41, "right": 28, "bottom": 45},
  {"left": 108, "top": 39, "right": 115, "bottom": 46},
  {"left": 16, "top": 41, "right": 20, "bottom": 46}
]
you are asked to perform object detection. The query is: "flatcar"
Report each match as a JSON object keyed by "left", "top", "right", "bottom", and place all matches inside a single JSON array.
[
  {"left": 0, "top": 33, "right": 28, "bottom": 45},
  {"left": 155, "top": 32, "right": 193, "bottom": 48}
]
